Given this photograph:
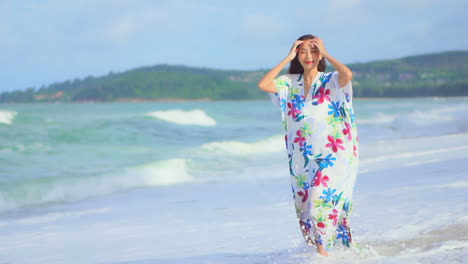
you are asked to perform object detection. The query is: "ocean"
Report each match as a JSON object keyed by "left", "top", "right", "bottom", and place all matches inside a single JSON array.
[{"left": 0, "top": 97, "right": 467, "bottom": 264}]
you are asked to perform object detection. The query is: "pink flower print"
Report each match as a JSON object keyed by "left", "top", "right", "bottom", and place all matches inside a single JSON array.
[
  {"left": 353, "top": 145, "right": 358, "bottom": 158},
  {"left": 342, "top": 122, "right": 352, "bottom": 141},
  {"left": 342, "top": 217, "right": 348, "bottom": 227},
  {"left": 328, "top": 209, "right": 339, "bottom": 226},
  {"left": 293, "top": 130, "right": 306, "bottom": 147},
  {"left": 313, "top": 170, "right": 329, "bottom": 187},
  {"left": 325, "top": 135, "right": 345, "bottom": 152},
  {"left": 312, "top": 87, "right": 331, "bottom": 104},
  {"left": 297, "top": 189, "right": 308, "bottom": 203},
  {"left": 287, "top": 102, "right": 301, "bottom": 119}
]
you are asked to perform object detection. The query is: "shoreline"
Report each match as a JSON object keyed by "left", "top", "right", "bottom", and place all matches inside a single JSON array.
[
  {"left": 1, "top": 95, "right": 467, "bottom": 104},
  {"left": 354, "top": 95, "right": 468, "bottom": 100},
  {"left": 114, "top": 97, "right": 213, "bottom": 102}
]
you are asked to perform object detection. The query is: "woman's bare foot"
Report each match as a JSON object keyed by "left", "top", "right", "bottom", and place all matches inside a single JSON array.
[{"left": 316, "top": 244, "right": 329, "bottom": 256}]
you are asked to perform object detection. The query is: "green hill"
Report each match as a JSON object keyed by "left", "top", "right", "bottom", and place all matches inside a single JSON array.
[
  {"left": 1, "top": 50, "right": 467, "bottom": 103},
  {"left": 345, "top": 50, "right": 468, "bottom": 96}
]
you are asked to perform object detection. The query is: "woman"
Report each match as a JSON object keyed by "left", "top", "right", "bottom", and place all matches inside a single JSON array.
[{"left": 258, "top": 34, "right": 359, "bottom": 256}]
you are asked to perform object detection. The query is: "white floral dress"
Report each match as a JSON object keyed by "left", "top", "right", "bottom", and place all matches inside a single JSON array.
[{"left": 270, "top": 71, "right": 359, "bottom": 251}]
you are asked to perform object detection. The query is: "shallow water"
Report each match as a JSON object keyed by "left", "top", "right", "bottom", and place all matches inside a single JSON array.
[{"left": 0, "top": 97, "right": 467, "bottom": 263}]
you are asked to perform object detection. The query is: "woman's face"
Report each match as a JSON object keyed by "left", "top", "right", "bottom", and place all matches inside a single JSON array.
[{"left": 298, "top": 39, "right": 322, "bottom": 71}]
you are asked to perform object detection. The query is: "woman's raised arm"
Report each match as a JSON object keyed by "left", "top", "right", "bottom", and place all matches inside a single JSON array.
[
  {"left": 310, "top": 38, "right": 352, "bottom": 88},
  {"left": 257, "top": 40, "right": 304, "bottom": 93}
]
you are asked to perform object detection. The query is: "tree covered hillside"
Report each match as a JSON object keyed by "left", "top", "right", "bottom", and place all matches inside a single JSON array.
[{"left": 1, "top": 50, "right": 467, "bottom": 103}]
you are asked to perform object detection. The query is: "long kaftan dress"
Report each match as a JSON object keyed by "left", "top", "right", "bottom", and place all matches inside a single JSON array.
[{"left": 270, "top": 71, "right": 359, "bottom": 251}]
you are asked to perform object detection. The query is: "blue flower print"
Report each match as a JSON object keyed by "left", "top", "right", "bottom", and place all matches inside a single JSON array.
[
  {"left": 316, "top": 154, "right": 336, "bottom": 169},
  {"left": 340, "top": 106, "right": 347, "bottom": 118},
  {"left": 320, "top": 73, "right": 332, "bottom": 85},
  {"left": 320, "top": 188, "right": 337, "bottom": 203},
  {"left": 280, "top": 98, "right": 287, "bottom": 112},
  {"left": 343, "top": 199, "right": 351, "bottom": 212},
  {"left": 332, "top": 191, "right": 343, "bottom": 206},
  {"left": 300, "top": 143, "right": 313, "bottom": 158},
  {"left": 328, "top": 101, "right": 341, "bottom": 118},
  {"left": 288, "top": 157, "right": 295, "bottom": 176},
  {"left": 300, "top": 144, "right": 313, "bottom": 169},
  {"left": 350, "top": 110, "right": 355, "bottom": 124},
  {"left": 294, "top": 114, "right": 305, "bottom": 122},
  {"left": 336, "top": 225, "right": 351, "bottom": 246},
  {"left": 292, "top": 94, "right": 305, "bottom": 110},
  {"left": 315, "top": 234, "right": 324, "bottom": 245}
]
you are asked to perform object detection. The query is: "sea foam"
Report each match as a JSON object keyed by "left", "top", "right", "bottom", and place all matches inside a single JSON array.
[
  {"left": 0, "top": 110, "right": 17, "bottom": 125},
  {"left": 0, "top": 208, "right": 110, "bottom": 227},
  {"left": 145, "top": 109, "right": 216, "bottom": 126},
  {"left": 358, "top": 103, "right": 466, "bottom": 127},
  {"left": 128, "top": 158, "right": 193, "bottom": 186},
  {"left": 200, "top": 135, "right": 284, "bottom": 155},
  {"left": 0, "top": 159, "right": 193, "bottom": 213}
]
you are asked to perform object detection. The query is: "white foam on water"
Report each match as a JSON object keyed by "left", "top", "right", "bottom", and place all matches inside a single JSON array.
[
  {"left": 439, "top": 180, "right": 468, "bottom": 189},
  {"left": 128, "top": 158, "right": 193, "bottom": 186},
  {"left": 358, "top": 133, "right": 468, "bottom": 173},
  {"left": 380, "top": 215, "right": 464, "bottom": 242},
  {"left": 0, "top": 208, "right": 110, "bottom": 227},
  {"left": 2, "top": 99, "right": 467, "bottom": 264},
  {"left": 361, "top": 145, "right": 468, "bottom": 164},
  {"left": 407, "top": 109, "right": 455, "bottom": 125},
  {"left": 390, "top": 107, "right": 455, "bottom": 128},
  {"left": 359, "top": 145, "right": 468, "bottom": 175},
  {"left": 367, "top": 223, "right": 468, "bottom": 263},
  {"left": 389, "top": 180, "right": 468, "bottom": 192},
  {"left": 357, "top": 102, "right": 467, "bottom": 128},
  {"left": 200, "top": 134, "right": 284, "bottom": 155},
  {"left": 144, "top": 109, "right": 216, "bottom": 126},
  {"left": 0, "top": 159, "right": 193, "bottom": 213},
  {"left": 406, "top": 240, "right": 468, "bottom": 259},
  {"left": 0, "top": 110, "right": 17, "bottom": 125},
  {"left": 346, "top": 128, "right": 468, "bottom": 263},
  {"left": 357, "top": 113, "right": 397, "bottom": 125}
]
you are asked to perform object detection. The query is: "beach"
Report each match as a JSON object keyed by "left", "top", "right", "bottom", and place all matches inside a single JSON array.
[{"left": 0, "top": 97, "right": 467, "bottom": 263}]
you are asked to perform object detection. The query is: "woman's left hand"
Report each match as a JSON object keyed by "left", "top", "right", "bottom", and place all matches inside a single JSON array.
[{"left": 310, "top": 37, "right": 329, "bottom": 58}]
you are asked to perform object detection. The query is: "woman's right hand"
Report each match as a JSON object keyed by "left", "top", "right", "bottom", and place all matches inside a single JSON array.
[{"left": 287, "top": 40, "right": 304, "bottom": 61}]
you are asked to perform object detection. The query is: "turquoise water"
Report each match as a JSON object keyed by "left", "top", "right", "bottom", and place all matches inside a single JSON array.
[{"left": 0, "top": 98, "right": 467, "bottom": 263}]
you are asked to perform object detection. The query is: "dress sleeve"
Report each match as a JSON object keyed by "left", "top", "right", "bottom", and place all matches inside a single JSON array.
[
  {"left": 269, "top": 74, "right": 291, "bottom": 110},
  {"left": 328, "top": 71, "right": 353, "bottom": 103}
]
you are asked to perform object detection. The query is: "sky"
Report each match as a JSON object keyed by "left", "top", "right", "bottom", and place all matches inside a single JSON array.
[{"left": 1, "top": 0, "right": 467, "bottom": 92}]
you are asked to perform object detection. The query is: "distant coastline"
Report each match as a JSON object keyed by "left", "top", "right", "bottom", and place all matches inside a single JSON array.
[
  {"left": 2, "top": 96, "right": 468, "bottom": 106},
  {"left": 115, "top": 97, "right": 213, "bottom": 103},
  {"left": 1, "top": 50, "right": 467, "bottom": 103},
  {"left": 0, "top": 98, "right": 214, "bottom": 104}
]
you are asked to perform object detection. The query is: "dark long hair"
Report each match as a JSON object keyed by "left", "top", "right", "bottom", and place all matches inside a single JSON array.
[{"left": 288, "top": 34, "right": 327, "bottom": 74}]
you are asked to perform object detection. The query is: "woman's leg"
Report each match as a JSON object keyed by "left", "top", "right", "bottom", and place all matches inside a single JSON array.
[
  {"left": 316, "top": 244, "right": 329, "bottom": 256},
  {"left": 299, "top": 220, "right": 329, "bottom": 256}
]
